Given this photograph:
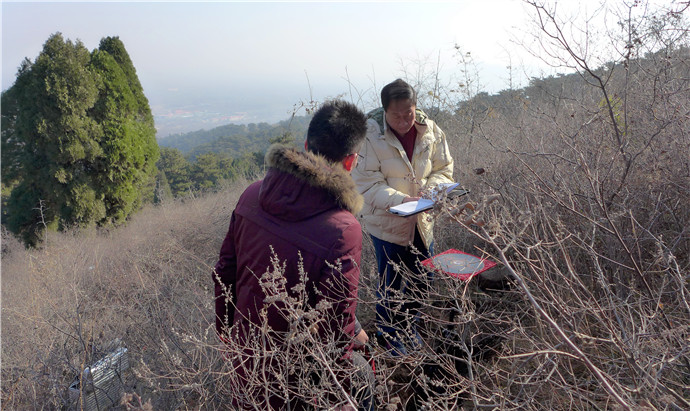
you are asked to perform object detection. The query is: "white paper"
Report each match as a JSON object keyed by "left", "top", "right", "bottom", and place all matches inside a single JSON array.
[
  {"left": 387, "top": 183, "right": 468, "bottom": 217},
  {"left": 388, "top": 199, "right": 434, "bottom": 216}
]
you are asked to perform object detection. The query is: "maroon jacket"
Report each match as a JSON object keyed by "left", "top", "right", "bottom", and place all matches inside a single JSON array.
[{"left": 213, "top": 144, "right": 364, "bottom": 408}]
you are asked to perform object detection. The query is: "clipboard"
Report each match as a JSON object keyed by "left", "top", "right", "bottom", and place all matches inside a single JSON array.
[{"left": 388, "top": 183, "right": 469, "bottom": 217}]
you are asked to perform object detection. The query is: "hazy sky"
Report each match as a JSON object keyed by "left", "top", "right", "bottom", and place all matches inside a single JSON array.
[{"left": 2, "top": 0, "right": 623, "bottom": 131}]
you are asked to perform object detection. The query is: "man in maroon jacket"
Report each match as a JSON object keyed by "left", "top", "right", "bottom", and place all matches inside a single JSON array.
[{"left": 213, "top": 100, "right": 373, "bottom": 410}]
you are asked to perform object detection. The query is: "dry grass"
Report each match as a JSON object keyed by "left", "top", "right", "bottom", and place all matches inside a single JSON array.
[
  {"left": 1, "top": 179, "right": 245, "bottom": 409},
  {"left": 2, "top": 109, "right": 688, "bottom": 409}
]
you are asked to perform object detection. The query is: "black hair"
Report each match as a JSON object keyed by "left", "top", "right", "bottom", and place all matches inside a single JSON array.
[
  {"left": 381, "top": 78, "right": 417, "bottom": 111},
  {"left": 306, "top": 100, "right": 367, "bottom": 162}
]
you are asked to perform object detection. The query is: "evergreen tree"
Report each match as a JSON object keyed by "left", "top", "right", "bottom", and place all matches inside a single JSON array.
[
  {"left": 189, "top": 152, "right": 224, "bottom": 191},
  {"left": 154, "top": 169, "right": 173, "bottom": 203},
  {"left": 157, "top": 147, "right": 192, "bottom": 197},
  {"left": 1, "top": 80, "right": 22, "bottom": 195},
  {"left": 4, "top": 34, "right": 102, "bottom": 245},
  {"left": 89, "top": 36, "right": 159, "bottom": 224},
  {"left": 2, "top": 33, "right": 159, "bottom": 245}
]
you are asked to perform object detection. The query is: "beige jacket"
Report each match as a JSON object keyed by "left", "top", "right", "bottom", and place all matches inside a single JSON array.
[{"left": 352, "top": 108, "right": 454, "bottom": 248}]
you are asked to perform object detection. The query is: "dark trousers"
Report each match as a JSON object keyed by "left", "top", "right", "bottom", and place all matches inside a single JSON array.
[{"left": 371, "top": 229, "right": 433, "bottom": 343}]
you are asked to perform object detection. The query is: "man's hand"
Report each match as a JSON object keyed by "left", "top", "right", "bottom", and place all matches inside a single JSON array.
[
  {"left": 354, "top": 329, "right": 369, "bottom": 347},
  {"left": 402, "top": 196, "right": 420, "bottom": 203}
]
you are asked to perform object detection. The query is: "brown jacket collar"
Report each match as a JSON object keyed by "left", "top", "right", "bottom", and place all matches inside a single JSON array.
[{"left": 265, "top": 144, "right": 363, "bottom": 214}]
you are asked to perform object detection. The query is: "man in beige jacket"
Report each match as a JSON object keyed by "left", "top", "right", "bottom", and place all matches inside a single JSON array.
[{"left": 352, "top": 79, "right": 454, "bottom": 356}]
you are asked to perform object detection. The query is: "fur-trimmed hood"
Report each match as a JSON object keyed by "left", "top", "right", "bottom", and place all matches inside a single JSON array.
[{"left": 262, "top": 144, "right": 363, "bottom": 216}]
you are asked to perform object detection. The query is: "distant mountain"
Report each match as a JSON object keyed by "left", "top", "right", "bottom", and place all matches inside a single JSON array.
[{"left": 157, "top": 115, "right": 311, "bottom": 160}]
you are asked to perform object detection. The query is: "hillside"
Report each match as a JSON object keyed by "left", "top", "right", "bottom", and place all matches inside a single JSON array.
[
  {"left": 157, "top": 115, "right": 311, "bottom": 160},
  {"left": 3, "top": 41, "right": 689, "bottom": 409},
  {"left": 2, "top": 5, "right": 690, "bottom": 405}
]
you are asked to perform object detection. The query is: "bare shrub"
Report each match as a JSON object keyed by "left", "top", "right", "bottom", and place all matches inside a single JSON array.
[{"left": 426, "top": 1, "right": 690, "bottom": 409}]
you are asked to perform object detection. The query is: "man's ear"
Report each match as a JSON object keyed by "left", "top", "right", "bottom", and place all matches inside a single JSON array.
[
  {"left": 342, "top": 153, "right": 357, "bottom": 172},
  {"left": 304, "top": 140, "right": 309, "bottom": 151}
]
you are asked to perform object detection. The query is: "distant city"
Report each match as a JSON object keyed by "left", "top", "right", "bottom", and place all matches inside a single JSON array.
[
  {"left": 152, "top": 106, "right": 248, "bottom": 138},
  {"left": 147, "top": 83, "right": 322, "bottom": 138},
  {"left": 151, "top": 103, "right": 295, "bottom": 138}
]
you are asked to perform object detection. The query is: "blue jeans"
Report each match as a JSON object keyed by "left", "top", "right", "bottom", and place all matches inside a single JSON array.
[{"left": 371, "top": 229, "right": 433, "bottom": 348}]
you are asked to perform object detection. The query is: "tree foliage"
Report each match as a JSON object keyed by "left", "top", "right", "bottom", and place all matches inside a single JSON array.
[
  {"left": 153, "top": 116, "right": 306, "bottom": 198},
  {"left": 89, "top": 37, "right": 159, "bottom": 223},
  {"left": 159, "top": 115, "right": 310, "bottom": 160},
  {"left": 1, "top": 33, "right": 159, "bottom": 245},
  {"left": 157, "top": 147, "right": 192, "bottom": 198},
  {"left": 156, "top": 147, "right": 263, "bottom": 198}
]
